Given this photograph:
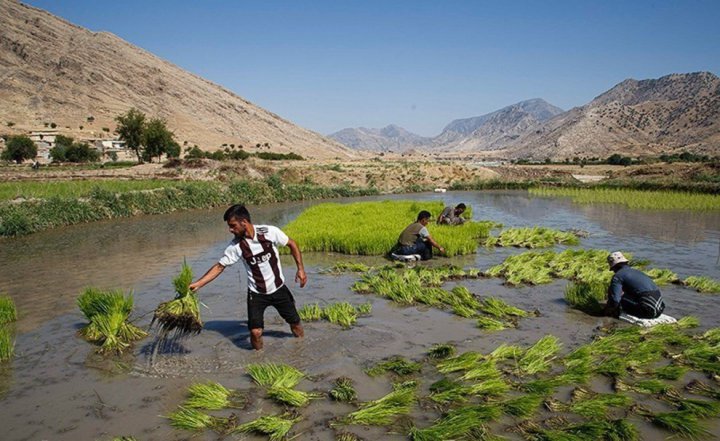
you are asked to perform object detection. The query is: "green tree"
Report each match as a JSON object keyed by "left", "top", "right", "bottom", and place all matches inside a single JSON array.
[
  {"left": 165, "top": 140, "right": 181, "bottom": 159},
  {"left": 1, "top": 135, "right": 37, "bottom": 164},
  {"left": 115, "top": 108, "right": 146, "bottom": 163},
  {"left": 65, "top": 142, "right": 100, "bottom": 163},
  {"left": 142, "top": 117, "right": 174, "bottom": 162}
]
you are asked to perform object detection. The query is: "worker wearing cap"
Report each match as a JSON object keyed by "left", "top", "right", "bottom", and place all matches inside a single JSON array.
[{"left": 604, "top": 251, "right": 665, "bottom": 319}]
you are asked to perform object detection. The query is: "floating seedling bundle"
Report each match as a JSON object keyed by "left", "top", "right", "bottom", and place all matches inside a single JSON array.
[
  {"left": 76, "top": 287, "right": 147, "bottom": 354},
  {"left": 232, "top": 414, "right": 301, "bottom": 440},
  {"left": 684, "top": 275, "right": 720, "bottom": 294},
  {"left": 485, "top": 226, "right": 580, "bottom": 248},
  {"left": 184, "top": 381, "right": 247, "bottom": 410},
  {"left": 151, "top": 261, "right": 202, "bottom": 337},
  {"left": 298, "top": 301, "right": 372, "bottom": 328},
  {"left": 341, "top": 381, "right": 417, "bottom": 426},
  {"left": 246, "top": 362, "right": 320, "bottom": 407}
]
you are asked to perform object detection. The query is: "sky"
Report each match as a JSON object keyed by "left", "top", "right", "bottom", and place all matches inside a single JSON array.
[{"left": 24, "top": 0, "right": 720, "bottom": 137}]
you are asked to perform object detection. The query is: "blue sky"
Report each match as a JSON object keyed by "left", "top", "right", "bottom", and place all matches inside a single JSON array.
[{"left": 25, "top": 0, "right": 720, "bottom": 137}]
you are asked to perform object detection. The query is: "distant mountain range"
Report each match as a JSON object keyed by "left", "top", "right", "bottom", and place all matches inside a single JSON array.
[
  {"left": 330, "top": 73, "right": 720, "bottom": 159},
  {"left": 0, "top": 0, "right": 357, "bottom": 159}
]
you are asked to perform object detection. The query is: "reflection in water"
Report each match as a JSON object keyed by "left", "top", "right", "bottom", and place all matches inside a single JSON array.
[{"left": 1, "top": 191, "right": 718, "bottom": 334}]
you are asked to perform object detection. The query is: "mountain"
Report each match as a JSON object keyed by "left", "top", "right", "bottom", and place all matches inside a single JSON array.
[
  {"left": 432, "top": 98, "right": 564, "bottom": 151},
  {"left": 504, "top": 72, "right": 720, "bottom": 160},
  {"left": 328, "top": 124, "right": 430, "bottom": 152},
  {"left": 0, "top": 0, "right": 356, "bottom": 159}
]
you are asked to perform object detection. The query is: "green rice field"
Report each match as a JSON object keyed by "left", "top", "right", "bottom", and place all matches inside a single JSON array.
[
  {"left": 530, "top": 187, "right": 720, "bottom": 210},
  {"left": 0, "top": 179, "right": 191, "bottom": 202}
]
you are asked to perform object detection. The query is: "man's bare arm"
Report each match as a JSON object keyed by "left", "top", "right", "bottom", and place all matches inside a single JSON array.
[
  {"left": 189, "top": 263, "right": 225, "bottom": 292},
  {"left": 287, "top": 238, "right": 307, "bottom": 287}
]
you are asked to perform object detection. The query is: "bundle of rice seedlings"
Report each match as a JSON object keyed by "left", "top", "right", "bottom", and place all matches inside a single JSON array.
[
  {"left": 460, "top": 359, "right": 500, "bottom": 381},
  {"left": 478, "top": 297, "right": 529, "bottom": 318},
  {"left": 446, "top": 286, "right": 481, "bottom": 310},
  {"left": 518, "top": 335, "right": 561, "bottom": 375},
  {"left": 298, "top": 303, "right": 323, "bottom": 321},
  {"left": 331, "top": 377, "right": 357, "bottom": 402},
  {"left": 233, "top": 414, "right": 300, "bottom": 441},
  {"left": 185, "top": 381, "right": 246, "bottom": 410},
  {"left": 654, "top": 364, "right": 688, "bottom": 380},
  {"left": 0, "top": 326, "right": 14, "bottom": 362},
  {"left": 615, "top": 378, "right": 672, "bottom": 395},
  {"left": 246, "top": 362, "right": 304, "bottom": 388},
  {"left": 436, "top": 351, "right": 483, "bottom": 373},
  {"left": 335, "top": 431, "right": 361, "bottom": 441},
  {"left": 684, "top": 276, "right": 720, "bottom": 294},
  {"left": 548, "top": 419, "right": 639, "bottom": 441},
  {"left": 366, "top": 356, "right": 422, "bottom": 377},
  {"left": 625, "top": 339, "right": 665, "bottom": 370},
  {"left": 476, "top": 316, "right": 506, "bottom": 331},
  {"left": 343, "top": 382, "right": 416, "bottom": 426},
  {"left": 329, "top": 262, "right": 372, "bottom": 273},
  {"left": 563, "top": 388, "right": 633, "bottom": 419},
  {"left": 502, "top": 394, "right": 545, "bottom": 418},
  {"left": 686, "top": 380, "right": 720, "bottom": 400},
  {"left": 678, "top": 341, "right": 720, "bottom": 375},
  {"left": 267, "top": 385, "right": 320, "bottom": 407},
  {"left": 644, "top": 268, "right": 679, "bottom": 286},
  {"left": 677, "top": 316, "right": 701, "bottom": 328},
  {"left": 639, "top": 409, "right": 711, "bottom": 440},
  {"left": 167, "top": 406, "right": 220, "bottom": 432},
  {"left": 427, "top": 343, "right": 455, "bottom": 360},
  {"left": 521, "top": 377, "right": 565, "bottom": 396},
  {"left": 429, "top": 378, "right": 470, "bottom": 404},
  {"left": 409, "top": 404, "right": 502, "bottom": 441},
  {"left": 452, "top": 303, "right": 478, "bottom": 318},
  {"left": 468, "top": 378, "right": 509, "bottom": 397},
  {"left": 0, "top": 294, "right": 17, "bottom": 325},
  {"left": 76, "top": 287, "right": 147, "bottom": 354},
  {"left": 356, "top": 302, "right": 372, "bottom": 315},
  {"left": 674, "top": 397, "right": 720, "bottom": 418},
  {"left": 151, "top": 261, "right": 202, "bottom": 336},
  {"left": 701, "top": 328, "right": 720, "bottom": 343},
  {"left": 489, "top": 343, "right": 523, "bottom": 360},
  {"left": 564, "top": 281, "right": 606, "bottom": 315},
  {"left": 111, "top": 437, "right": 138, "bottom": 441},
  {"left": 323, "top": 302, "right": 359, "bottom": 329},
  {"left": 594, "top": 355, "right": 630, "bottom": 378}
]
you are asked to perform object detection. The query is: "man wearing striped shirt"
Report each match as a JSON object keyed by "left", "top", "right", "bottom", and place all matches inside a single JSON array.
[{"left": 190, "top": 204, "right": 307, "bottom": 350}]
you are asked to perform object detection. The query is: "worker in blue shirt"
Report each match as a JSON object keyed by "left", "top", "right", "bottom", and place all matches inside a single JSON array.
[{"left": 604, "top": 251, "right": 665, "bottom": 319}]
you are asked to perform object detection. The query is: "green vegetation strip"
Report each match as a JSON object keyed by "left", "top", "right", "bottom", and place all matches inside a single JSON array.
[
  {"left": 530, "top": 186, "right": 720, "bottom": 210},
  {"left": 282, "top": 200, "right": 498, "bottom": 256},
  {"left": 0, "top": 177, "right": 378, "bottom": 236},
  {"left": 684, "top": 276, "right": 720, "bottom": 294},
  {"left": 485, "top": 226, "right": 580, "bottom": 248}
]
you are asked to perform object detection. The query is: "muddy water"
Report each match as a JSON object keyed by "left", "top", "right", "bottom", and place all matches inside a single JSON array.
[{"left": 1, "top": 191, "right": 719, "bottom": 440}]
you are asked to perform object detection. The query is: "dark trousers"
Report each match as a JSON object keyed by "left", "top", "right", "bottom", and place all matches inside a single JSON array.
[
  {"left": 397, "top": 237, "right": 433, "bottom": 260},
  {"left": 620, "top": 290, "right": 665, "bottom": 319}
]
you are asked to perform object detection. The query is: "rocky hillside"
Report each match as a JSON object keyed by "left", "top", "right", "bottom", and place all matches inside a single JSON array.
[
  {"left": 328, "top": 124, "right": 430, "bottom": 152},
  {"left": 505, "top": 72, "right": 720, "bottom": 160},
  {"left": 0, "top": 0, "right": 356, "bottom": 159},
  {"left": 432, "top": 98, "right": 564, "bottom": 151}
]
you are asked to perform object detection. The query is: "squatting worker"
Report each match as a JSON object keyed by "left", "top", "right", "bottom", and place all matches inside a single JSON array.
[
  {"left": 604, "top": 251, "right": 665, "bottom": 319},
  {"left": 438, "top": 203, "right": 466, "bottom": 225},
  {"left": 189, "top": 204, "right": 307, "bottom": 350},
  {"left": 392, "top": 210, "right": 445, "bottom": 260}
]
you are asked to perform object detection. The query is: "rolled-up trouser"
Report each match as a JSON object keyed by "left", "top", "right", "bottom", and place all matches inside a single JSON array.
[
  {"left": 397, "top": 237, "right": 433, "bottom": 260},
  {"left": 620, "top": 290, "right": 665, "bottom": 319}
]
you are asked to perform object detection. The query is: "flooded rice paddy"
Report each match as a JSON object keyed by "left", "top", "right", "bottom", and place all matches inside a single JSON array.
[{"left": 1, "top": 190, "right": 719, "bottom": 440}]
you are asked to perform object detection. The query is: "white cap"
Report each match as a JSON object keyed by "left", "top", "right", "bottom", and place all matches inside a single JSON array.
[{"left": 607, "top": 251, "right": 629, "bottom": 269}]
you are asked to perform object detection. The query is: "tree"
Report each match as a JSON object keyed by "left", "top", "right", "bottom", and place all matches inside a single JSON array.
[
  {"left": 65, "top": 142, "right": 100, "bottom": 163},
  {"left": 142, "top": 117, "right": 174, "bottom": 162},
  {"left": 1, "top": 135, "right": 37, "bottom": 164},
  {"left": 115, "top": 108, "right": 146, "bottom": 163},
  {"left": 165, "top": 140, "right": 181, "bottom": 159}
]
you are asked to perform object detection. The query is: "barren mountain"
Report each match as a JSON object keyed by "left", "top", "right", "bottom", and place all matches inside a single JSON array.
[
  {"left": 504, "top": 72, "right": 720, "bottom": 160},
  {"left": 432, "top": 98, "right": 564, "bottom": 151},
  {"left": 328, "top": 124, "right": 430, "bottom": 152},
  {"left": 0, "top": 0, "right": 357, "bottom": 159}
]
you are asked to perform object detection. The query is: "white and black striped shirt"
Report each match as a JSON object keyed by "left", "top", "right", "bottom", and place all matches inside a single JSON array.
[{"left": 219, "top": 225, "right": 289, "bottom": 294}]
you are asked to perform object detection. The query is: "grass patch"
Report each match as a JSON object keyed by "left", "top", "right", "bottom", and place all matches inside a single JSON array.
[
  {"left": 530, "top": 187, "right": 720, "bottom": 210},
  {"left": 684, "top": 276, "right": 720, "bottom": 294},
  {"left": 282, "top": 200, "right": 498, "bottom": 256},
  {"left": 0, "top": 295, "right": 17, "bottom": 325},
  {"left": 485, "top": 227, "right": 580, "bottom": 248},
  {"left": 151, "top": 261, "right": 202, "bottom": 337}
]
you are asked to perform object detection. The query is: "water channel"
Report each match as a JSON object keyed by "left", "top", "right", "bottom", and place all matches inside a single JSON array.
[{"left": 1, "top": 190, "right": 719, "bottom": 440}]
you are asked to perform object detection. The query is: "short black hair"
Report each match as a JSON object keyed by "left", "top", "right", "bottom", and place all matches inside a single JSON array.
[
  {"left": 224, "top": 204, "right": 251, "bottom": 222},
  {"left": 417, "top": 210, "right": 432, "bottom": 222},
  {"left": 455, "top": 203, "right": 466, "bottom": 210}
]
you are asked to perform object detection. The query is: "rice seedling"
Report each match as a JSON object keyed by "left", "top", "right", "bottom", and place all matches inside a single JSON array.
[
  {"left": 167, "top": 406, "right": 218, "bottom": 432},
  {"left": 615, "top": 378, "right": 672, "bottom": 395},
  {"left": 331, "top": 377, "right": 357, "bottom": 402},
  {"left": 0, "top": 326, "right": 14, "bottom": 362},
  {"left": 428, "top": 379, "right": 471, "bottom": 404},
  {"left": 298, "top": 303, "right": 323, "bottom": 321},
  {"left": 184, "top": 381, "right": 246, "bottom": 410},
  {"left": 476, "top": 316, "right": 507, "bottom": 331},
  {"left": 343, "top": 382, "right": 416, "bottom": 426},
  {"left": 366, "top": 356, "right": 422, "bottom": 377},
  {"left": 267, "top": 385, "right": 321, "bottom": 407},
  {"left": 446, "top": 286, "right": 481, "bottom": 309},
  {"left": 327, "top": 262, "right": 372, "bottom": 273},
  {"left": 529, "top": 187, "right": 720, "bottom": 211},
  {"left": 684, "top": 276, "right": 720, "bottom": 294},
  {"left": 654, "top": 364, "right": 688, "bottom": 380},
  {"left": 677, "top": 341, "right": 720, "bottom": 375},
  {"left": 335, "top": 432, "right": 361, "bottom": 441},
  {"left": 518, "top": 335, "right": 561, "bottom": 375},
  {"left": 521, "top": 377, "right": 566, "bottom": 396},
  {"left": 233, "top": 414, "right": 300, "bottom": 440},
  {"left": 409, "top": 404, "right": 502, "bottom": 441},
  {"left": 427, "top": 343, "right": 455, "bottom": 360},
  {"left": 677, "top": 316, "right": 701, "bottom": 328},
  {"left": 552, "top": 387, "right": 633, "bottom": 420},
  {"left": 246, "top": 362, "right": 305, "bottom": 388},
  {"left": 502, "top": 394, "right": 545, "bottom": 418},
  {"left": 489, "top": 343, "right": 524, "bottom": 360},
  {"left": 436, "top": 351, "right": 483, "bottom": 374},
  {"left": 523, "top": 419, "right": 640, "bottom": 441},
  {"left": 635, "top": 408, "right": 712, "bottom": 440},
  {"left": 111, "top": 437, "right": 137, "bottom": 441},
  {"left": 468, "top": 378, "right": 510, "bottom": 397},
  {"left": 686, "top": 380, "right": 720, "bottom": 400},
  {"left": 701, "top": 328, "right": 720, "bottom": 343},
  {"left": 643, "top": 268, "right": 679, "bottom": 286},
  {"left": 564, "top": 281, "right": 606, "bottom": 315},
  {"left": 460, "top": 359, "right": 501, "bottom": 382},
  {"left": 478, "top": 296, "right": 530, "bottom": 318},
  {"left": 323, "top": 302, "right": 359, "bottom": 329},
  {"left": 356, "top": 302, "right": 372, "bottom": 315},
  {"left": 151, "top": 261, "right": 202, "bottom": 336},
  {"left": 76, "top": 287, "right": 147, "bottom": 354},
  {"left": 282, "top": 200, "right": 497, "bottom": 256},
  {"left": 485, "top": 227, "right": 580, "bottom": 249},
  {"left": 0, "top": 295, "right": 17, "bottom": 325},
  {"left": 670, "top": 395, "right": 720, "bottom": 418}
]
